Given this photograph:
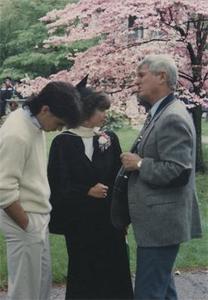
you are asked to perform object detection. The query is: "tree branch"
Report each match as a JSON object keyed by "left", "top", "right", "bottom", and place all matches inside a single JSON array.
[
  {"left": 179, "top": 71, "right": 193, "bottom": 81},
  {"left": 203, "top": 72, "right": 208, "bottom": 83},
  {"left": 187, "top": 43, "right": 197, "bottom": 64},
  {"left": 125, "top": 38, "right": 171, "bottom": 50},
  {"left": 179, "top": 73, "right": 194, "bottom": 83},
  {"left": 158, "top": 8, "right": 187, "bottom": 38},
  {"left": 106, "top": 84, "right": 135, "bottom": 95}
]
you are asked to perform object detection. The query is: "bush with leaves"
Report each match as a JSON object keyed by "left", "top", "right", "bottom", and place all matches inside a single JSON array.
[{"left": 102, "top": 110, "right": 130, "bottom": 131}]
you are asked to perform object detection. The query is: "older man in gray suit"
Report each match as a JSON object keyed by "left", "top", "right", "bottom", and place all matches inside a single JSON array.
[{"left": 121, "top": 54, "right": 202, "bottom": 300}]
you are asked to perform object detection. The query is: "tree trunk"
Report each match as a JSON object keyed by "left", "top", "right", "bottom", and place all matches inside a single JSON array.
[{"left": 191, "top": 105, "right": 206, "bottom": 172}]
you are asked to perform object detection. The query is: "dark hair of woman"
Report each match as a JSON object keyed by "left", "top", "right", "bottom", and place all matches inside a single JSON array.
[
  {"left": 23, "top": 81, "right": 82, "bottom": 128},
  {"left": 78, "top": 87, "right": 110, "bottom": 121}
]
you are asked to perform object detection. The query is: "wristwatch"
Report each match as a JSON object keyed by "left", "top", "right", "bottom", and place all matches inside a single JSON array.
[{"left": 137, "top": 160, "right": 142, "bottom": 169}]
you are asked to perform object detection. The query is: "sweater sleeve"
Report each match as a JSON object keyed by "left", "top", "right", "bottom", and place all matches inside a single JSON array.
[{"left": 0, "top": 135, "right": 29, "bottom": 208}]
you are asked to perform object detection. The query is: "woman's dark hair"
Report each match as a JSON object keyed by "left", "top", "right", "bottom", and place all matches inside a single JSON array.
[
  {"left": 78, "top": 86, "right": 110, "bottom": 121},
  {"left": 23, "top": 81, "right": 82, "bottom": 128}
]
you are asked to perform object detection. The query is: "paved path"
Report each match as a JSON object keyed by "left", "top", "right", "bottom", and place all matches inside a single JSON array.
[{"left": 0, "top": 270, "right": 208, "bottom": 300}]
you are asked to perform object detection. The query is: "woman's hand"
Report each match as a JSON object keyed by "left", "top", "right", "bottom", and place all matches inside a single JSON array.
[{"left": 88, "top": 183, "right": 109, "bottom": 198}]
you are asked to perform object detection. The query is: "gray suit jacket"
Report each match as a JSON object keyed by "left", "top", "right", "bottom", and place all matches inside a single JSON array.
[{"left": 128, "top": 97, "right": 202, "bottom": 247}]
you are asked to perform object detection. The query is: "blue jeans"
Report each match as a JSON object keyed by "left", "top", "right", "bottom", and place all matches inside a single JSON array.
[{"left": 134, "top": 244, "right": 180, "bottom": 300}]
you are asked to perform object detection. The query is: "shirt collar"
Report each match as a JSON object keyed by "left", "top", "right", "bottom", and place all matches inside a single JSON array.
[
  {"left": 22, "top": 106, "right": 42, "bottom": 129},
  {"left": 150, "top": 96, "right": 166, "bottom": 118}
]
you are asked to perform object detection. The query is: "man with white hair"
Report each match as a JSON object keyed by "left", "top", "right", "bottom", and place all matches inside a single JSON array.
[{"left": 120, "top": 54, "right": 202, "bottom": 299}]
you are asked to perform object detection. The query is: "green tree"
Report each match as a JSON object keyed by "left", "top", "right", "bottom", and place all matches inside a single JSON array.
[{"left": 0, "top": 0, "right": 77, "bottom": 80}]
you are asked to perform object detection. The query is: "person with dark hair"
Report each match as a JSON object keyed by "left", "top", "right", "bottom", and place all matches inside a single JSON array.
[
  {"left": 48, "top": 81, "right": 133, "bottom": 299},
  {"left": 0, "top": 81, "right": 81, "bottom": 300},
  {"left": 0, "top": 77, "right": 15, "bottom": 116},
  {"left": 23, "top": 81, "right": 81, "bottom": 128}
]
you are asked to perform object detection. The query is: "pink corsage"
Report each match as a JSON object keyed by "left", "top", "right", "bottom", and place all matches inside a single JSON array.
[{"left": 97, "top": 132, "right": 111, "bottom": 152}]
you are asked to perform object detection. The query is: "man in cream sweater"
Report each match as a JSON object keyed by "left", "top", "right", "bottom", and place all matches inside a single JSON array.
[{"left": 0, "top": 81, "right": 81, "bottom": 300}]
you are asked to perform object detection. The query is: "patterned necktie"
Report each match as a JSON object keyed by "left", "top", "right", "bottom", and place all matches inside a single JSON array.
[
  {"left": 136, "top": 112, "right": 152, "bottom": 143},
  {"left": 143, "top": 112, "right": 152, "bottom": 130}
]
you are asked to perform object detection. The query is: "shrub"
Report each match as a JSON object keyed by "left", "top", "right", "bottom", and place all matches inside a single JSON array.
[{"left": 102, "top": 110, "right": 130, "bottom": 131}]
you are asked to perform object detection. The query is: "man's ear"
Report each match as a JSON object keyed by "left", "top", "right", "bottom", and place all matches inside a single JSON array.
[{"left": 160, "top": 71, "right": 167, "bottom": 84}]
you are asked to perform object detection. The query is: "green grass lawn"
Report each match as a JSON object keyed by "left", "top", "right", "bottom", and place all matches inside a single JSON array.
[
  {"left": 0, "top": 126, "right": 208, "bottom": 288},
  {"left": 202, "top": 119, "right": 208, "bottom": 136}
]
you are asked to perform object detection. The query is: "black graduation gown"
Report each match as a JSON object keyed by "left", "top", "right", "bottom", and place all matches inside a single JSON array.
[{"left": 48, "top": 130, "right": 133, "bottom": 299}]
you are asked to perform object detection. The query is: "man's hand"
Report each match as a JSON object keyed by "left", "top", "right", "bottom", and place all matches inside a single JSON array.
[
  {"left": 4, "top": 200, "right": 29, "bottom": 230},
  {"left": 88, "top": 183, "right": 109, "bottom": 198},
  {"left": 121, "top": 152, "right": 142, "bottom": 171}
]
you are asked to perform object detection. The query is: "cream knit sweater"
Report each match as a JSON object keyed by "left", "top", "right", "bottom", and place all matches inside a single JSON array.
[{"left": 0, "top": 108, "right": 51, "bottom": 213}]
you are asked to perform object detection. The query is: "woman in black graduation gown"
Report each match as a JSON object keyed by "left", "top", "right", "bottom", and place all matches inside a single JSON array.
[{"left": 48, "top": 84, "right": 133, "bottom": 299}]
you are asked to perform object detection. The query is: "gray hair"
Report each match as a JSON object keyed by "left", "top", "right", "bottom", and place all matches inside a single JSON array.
[{"left": 138, "top": 54, "right": 178, "bottom": 91}]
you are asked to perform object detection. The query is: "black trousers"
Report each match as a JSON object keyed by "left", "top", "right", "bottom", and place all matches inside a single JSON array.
[
  {"left": 134, "top": 244, "right": 180, "bottom": 300},
  {"left": 0, "top": 99, "right": 6, "bottom": 116},
  {"left": 64, "top": 221, "right": 133, "bottom": 299}
]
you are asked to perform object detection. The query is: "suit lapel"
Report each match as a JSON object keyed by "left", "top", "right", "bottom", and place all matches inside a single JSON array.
[
  {"left": 67, "top": 131, "right": 96, "bottom": 168},
  {"left": 137, "top": 121, "right": 155, "bottom": 152},
  {"left": 137, "top": 97, "right": 177, "bottom": 153}
]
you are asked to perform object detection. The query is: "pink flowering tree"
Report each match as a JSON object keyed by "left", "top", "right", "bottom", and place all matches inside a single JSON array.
[{"left": 23, "top": 0, "right": 208, "bottom": 171}]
